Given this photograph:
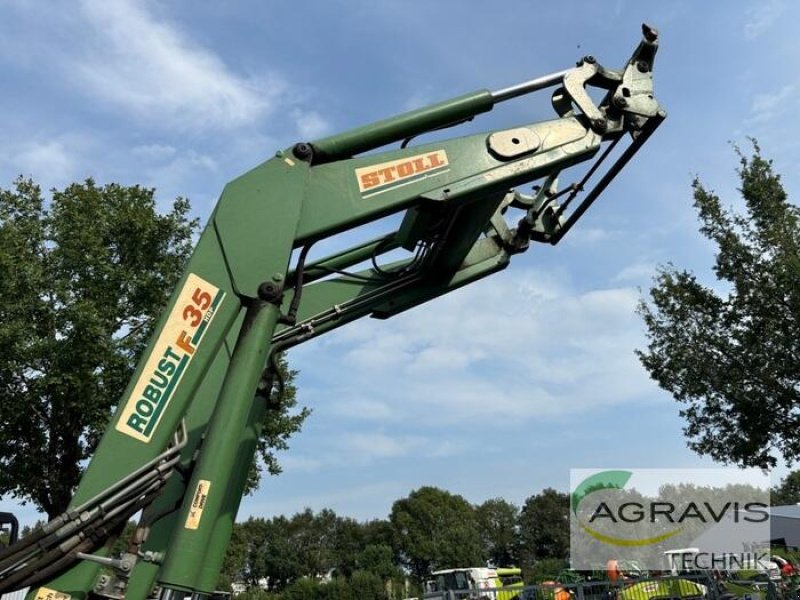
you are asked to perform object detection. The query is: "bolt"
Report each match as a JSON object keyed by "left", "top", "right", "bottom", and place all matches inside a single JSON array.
[
  {"left": 637, "top": 60, "right": 650, "bottom": 73},
  {"left": 591, "top": 118, "right": 607, "bottom": 133},
  {"left": 584, "top": 55, "right": 596, "bottom": 64},
  {"left": 272, "top": 273, "right": 284, "bottom": 282},
  {"left": 614, "top": 96, "right": 628, "bottom": 109},
  {"left": 292, "top": 142, "right": 314, "bottom": 162},
  {"left": 121, "top": 560, "right": 132, "bottom": 572},
  {"left": 258, "top": 282, "right": 276, "bottom": 299}
]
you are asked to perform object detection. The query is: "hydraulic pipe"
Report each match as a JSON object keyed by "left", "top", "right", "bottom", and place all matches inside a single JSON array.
[
  {"left": 309, "top": 90, "right": 494, "bottom": 162},
  {"left": 490, "top": 68, "right": 570, "bottom": 102}
]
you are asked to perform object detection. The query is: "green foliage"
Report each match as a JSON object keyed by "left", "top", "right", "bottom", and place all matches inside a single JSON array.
[
  {"left": 348, "top": 570, "right": 386, "bottom": 600},
  {"left": 109, "top": 521, "right": 138, "bottom": 557},
  {"left": 772, "top": 470, "right": 800, "bottom": 505},
  {"left": 331, "top": 515, "right": 369, "bottom": 578},
  {"left": 248, "top": 354, "right": 310, "bottom": 490},
  {"left": 0, "top": 177, "right": 196, "bottom": 518},
  {"left": 222, "top": 510, "right": 398, "bottom": 592},
  {"left": 518, "top": 488, "right": 569, "bottom": 574},
  {"left": 279, "top": 573, "right": 386, "bottom": 600},
  {"left": 355, "top": 544, "right": 401, "bottom": 581},
  {"left": 476, "top": 497, "right": 520, "bottom": 567},
  {"left": 229, "top": 571, "right": 396, "bottom": 600},
  {"left": 284, "top": 578, "right": 325, "bottom": 600},
  {"left": 221, "top": 517, "right": 260, "bottom": 590},
  {"left": 390, "top": 486, "right": 484, "bottom": 580},
  {"left": 528, "top": 558, "right": 569, "bottom": 582},
  {"left": 250, "top": 516, "right": 300, "bottom": 590},
  {"left": 221, "top": 489, "right": 568, "bottom": 595},
  {"left": 19, "top": 521, "right": 46, "bottom": 537},
  {"left": 0, "top": 177, "right": 306, "bottom": 519},
  {"left": 637, "top": 144, "right": 800, "bottom": 468},
  {"left": 360, "top": 519, "right": 395, "bottom": 550}
]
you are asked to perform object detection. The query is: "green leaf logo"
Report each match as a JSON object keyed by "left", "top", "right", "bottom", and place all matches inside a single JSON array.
[
  {"left": 571, "top": 470, "right": 632, "bottom": 516},
  {"left": 571, "top": 470, "right": 682, "bottom": 547}
]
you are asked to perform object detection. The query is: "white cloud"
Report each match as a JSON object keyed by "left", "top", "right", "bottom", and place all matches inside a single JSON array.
[
  {"left": 131, "top": 144, "right": 177, "bottom": 160},
  {"left": 565, "top": 226, "right": 618, "bottom": 245},
  {"left": 141, "top": 149, "right": 219, "bottom": 193},
  {"left": 330, "top": 398, "right": 395, "bottom": 420},
  {"left": 297, "top": 268, "right": 652, "bottom": 428},
  {"left": 268, "top": 432, "right": 466, "bottom": 476},
  {"left": 614, "top": 261, "right": 656, "bottom": 283},
  {"left": 280, "top": 454, "right": 325, "bottom": 474},
  {"left": 13, "top": 140, "right": 75, "bottom": 182},
  {"left": 747, "top": 84, "right": 794, "bottom": 125},
  {"left": 345, "top": 432, "right": 426, "bottom": 459},
  {"left": 292, "top": 110, "right": 331, "bottom": 140},
  {"left": 72, "top": 0, "right": 283, "bottom": 130},
  {"left": 0, "top": 134, "right": 94, "bottom": 188},
  {"left": 242, "top": 481, "right": 408, "bottom": 520},
  {"left": 744, "top": 1, "right": 784, "bottom": 40},
  {"left": 340, "top": 432, "right": 462, "bottom": 462}
]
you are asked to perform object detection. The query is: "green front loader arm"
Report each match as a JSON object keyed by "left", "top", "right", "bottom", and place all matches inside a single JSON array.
[{"left": 2, "top": 24, "right": 665, "bottom": 600}]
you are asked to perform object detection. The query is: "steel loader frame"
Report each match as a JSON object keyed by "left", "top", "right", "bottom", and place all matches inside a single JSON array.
[{"left": 0, "top": 24, "right": 665, "bottom": 600}]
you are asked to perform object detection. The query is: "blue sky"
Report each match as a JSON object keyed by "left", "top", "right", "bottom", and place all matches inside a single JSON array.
[{"left": 1, "top": 1, "right": 798, "bottom": 526}]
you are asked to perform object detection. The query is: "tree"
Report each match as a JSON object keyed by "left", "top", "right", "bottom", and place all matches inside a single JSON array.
[
  {"left": 772, "top": 471, "right": 800, "bottom": 506},
  {"left": 518, "top": 488, "right": 569, "bottom": 572},
  {"left": 255, "top": 515, "right": 303, "bottom": 590},
  {"left": 361, "top": 519, "right": 395, "bottom": 549},
  {"left": 348, "top": 570, "right": 387, "bottom": 600},
  {"left": 0, "top": 177, "right": 307, "bottom": 519},
  {"left": 475, "top": 498, "right": 519, "bottom": 567},
  {"left": 355, "top": 544, "right": 402, "bottom": 581},
  {"left": 637, "top": 144, "right": 800, "bottom": 468},
  {"left": 331, "top": 515, "right": 369, "bottom": 578},
  {"left": 220, "top": 517, "right": 272, "bottom": 589},
  {"left": 390, "top": 486, "right": 484, "bottom": 580},
  {"left": 251, "top": 353, "right": 310, "bottom": 490},
  {"left": 252, "top": 508, "right": 343, "bottom": 590}
]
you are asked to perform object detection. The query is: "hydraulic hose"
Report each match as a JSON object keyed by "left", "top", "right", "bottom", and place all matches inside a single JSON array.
[{"left": 0, "top": 422, "right": 187, "bottom": 593}]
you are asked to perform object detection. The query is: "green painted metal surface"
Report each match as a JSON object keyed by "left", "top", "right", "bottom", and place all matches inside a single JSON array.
[
  {"left": 157, "top": 300, "right": 282, "bottom": 592},
  {"left": 310, "top": 89, "right": 494, "bottom": 162}
]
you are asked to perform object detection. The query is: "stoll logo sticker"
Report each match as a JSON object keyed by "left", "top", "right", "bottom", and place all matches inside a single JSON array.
[
  {"left": 355, "top": 150, "right": 449, "bottom": 198},
  {"left": 569, "top": 468, "right": 771, "bottom": 571},
  {"left": 115, "top": 273, "right": 225, "bottom": 443}
]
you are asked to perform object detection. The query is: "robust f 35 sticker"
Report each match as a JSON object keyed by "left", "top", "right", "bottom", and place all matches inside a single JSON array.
[
  {"left": 356, "top": 150, "right": 449, "bottom": 198},
  {"left": 116, "top": 273, "right": 225, "bottom": 443}
]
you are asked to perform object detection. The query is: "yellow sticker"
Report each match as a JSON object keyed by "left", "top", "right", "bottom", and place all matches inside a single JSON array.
[
  {"left": 115, "top": 274, "right": 225, "bottom": 443},
  {"left": 355, "top": 150, "right": 449, "bottom": 198},
  {"left": 34, "top": 588, "right": 71, "bottom": 600},
  {"left": 185, "top": 479, "right": 212, "bottom": 530}
]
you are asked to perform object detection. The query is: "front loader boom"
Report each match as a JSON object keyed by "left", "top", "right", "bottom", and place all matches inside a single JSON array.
[{"left": 0, "top": 25, "right": 665, "bottom": 600}]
